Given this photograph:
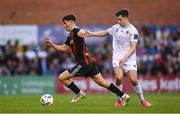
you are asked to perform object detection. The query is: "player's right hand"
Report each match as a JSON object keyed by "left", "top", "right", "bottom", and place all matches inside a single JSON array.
[
  {"left": 85, "top": 30, "right": 92, "bottom": 37},
  {"left": 45, "top": 38, "right": 53, "bottom": 47}
]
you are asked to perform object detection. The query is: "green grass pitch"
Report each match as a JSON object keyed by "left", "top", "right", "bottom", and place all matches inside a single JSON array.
[{"left": 0, "top": 93, "right": 180, "bottom": 113}]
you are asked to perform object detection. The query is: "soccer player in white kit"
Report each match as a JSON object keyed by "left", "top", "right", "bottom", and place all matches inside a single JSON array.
[{"left": 87, "top": 9, "right": 151, "bottom": 107}]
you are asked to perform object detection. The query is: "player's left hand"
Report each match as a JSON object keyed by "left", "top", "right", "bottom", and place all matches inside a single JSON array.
[
  {"left": 45, "top": 38, "right": 53, "bottom": 47},
  {"left": 119, "top": 57, "right": 126, "bottom": 65}
]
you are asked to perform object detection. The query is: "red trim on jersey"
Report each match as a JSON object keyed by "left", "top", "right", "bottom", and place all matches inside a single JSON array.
[
  {"left": 82, "top": 41, "right": 89, "bottom": 64},
  {"left": 83, "top": 41, "right": 93, "bottom": 64},
  {"left": 83, "top": 50, "right": 89, "bottom": 64}
]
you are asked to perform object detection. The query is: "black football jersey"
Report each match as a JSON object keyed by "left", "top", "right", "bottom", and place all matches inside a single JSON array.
[{"left": 65, "top": 27, "right": 93, "bottom": 64}]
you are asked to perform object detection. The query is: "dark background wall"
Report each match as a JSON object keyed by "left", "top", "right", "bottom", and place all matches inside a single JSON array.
[{"left": 0, "top": 0, "right": 180, "bottom": 25}]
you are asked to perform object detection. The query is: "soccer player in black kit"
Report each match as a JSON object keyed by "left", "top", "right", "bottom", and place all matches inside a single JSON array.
[{"left": 45, "top": 14, "right": 130, "bottom": 106}]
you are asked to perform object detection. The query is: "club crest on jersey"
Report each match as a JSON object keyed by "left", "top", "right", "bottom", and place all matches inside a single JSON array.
[
  {"left": 126, "top": 31, "right": 129, "bottom": 34},
  {"left": 126, "top": 31, "right": 132, "bottom": 36},
  {"left": 115, "top": 28, "right": 119, "bottom": 32}
]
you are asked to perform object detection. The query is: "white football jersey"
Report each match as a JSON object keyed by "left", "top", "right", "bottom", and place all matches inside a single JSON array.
[{"left": 107, "top": 23, "right": 139, "bottom": 64}]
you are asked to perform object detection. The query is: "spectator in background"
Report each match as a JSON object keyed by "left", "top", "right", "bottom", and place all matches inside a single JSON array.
[
  {"left": 0, "top": 60, "right": 10, "bottom": 77},
  {"left": 48, "top": 58, "right": 64, "bottom": 75},
  {"left": 15, "top": 40, "right": 24, "bottom": 58},
  {"left": 37, "top": 45, "right": 48, "bottom": 75},
  {"left": 16, "top": 56, "right": 27, "bottom": 75},
  {"left": 24, "top": 44, "right": 38, "bottom": 75}
]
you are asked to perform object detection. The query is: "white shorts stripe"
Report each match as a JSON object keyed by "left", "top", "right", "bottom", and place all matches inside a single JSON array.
[{"left": 71, "top": 65, "right": 82, "bottom": 76}]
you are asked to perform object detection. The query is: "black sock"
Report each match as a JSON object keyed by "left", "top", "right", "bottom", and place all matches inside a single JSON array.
[
  {"left": 108, "top": 83, "right": 124, "bottom": 97},
  {"left": 67, "top": 82, "right": 80, "bottom": 94}
]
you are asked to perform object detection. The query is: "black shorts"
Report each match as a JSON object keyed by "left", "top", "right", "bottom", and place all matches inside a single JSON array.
[{"left": 68, "top": 62, "right": 100, "bottom": 77}]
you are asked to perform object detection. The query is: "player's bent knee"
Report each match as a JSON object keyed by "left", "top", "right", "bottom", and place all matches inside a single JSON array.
[
  {"left": 116, "top": 77, "right": 122, "bottom": 82},
  {"left": 115, "top": 78, "right": 122, "bottom": 85},
  {"left": 58, "top": 74, "right": 64, "bottom": 82}
]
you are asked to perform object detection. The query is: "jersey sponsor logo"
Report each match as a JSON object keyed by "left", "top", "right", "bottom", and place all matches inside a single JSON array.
[{"left": 116, "top": 38, "right": 125, "bottom": 45}]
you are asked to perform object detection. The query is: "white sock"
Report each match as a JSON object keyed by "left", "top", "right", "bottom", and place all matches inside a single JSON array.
[
  {"left": 119, "top": 84, "right": 123, "bottom": 91},
  {"left": 133, "top": 83, "right": 144, "bottom": 100},
  {"left": 116, "top": 84, "right": 123, "bottom": 101}
]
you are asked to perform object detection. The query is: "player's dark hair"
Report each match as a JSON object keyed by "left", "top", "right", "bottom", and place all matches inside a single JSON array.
[
  {"left": 62, "top": 14, "right": 76, "bottom": 22},
  {"left": 115, "top": 9, "right": 129, "bottom": 17}
]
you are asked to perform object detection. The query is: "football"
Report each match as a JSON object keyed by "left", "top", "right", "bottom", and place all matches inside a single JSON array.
[{"left": 40, "top": 94, "right": 54, "bottom": 106}]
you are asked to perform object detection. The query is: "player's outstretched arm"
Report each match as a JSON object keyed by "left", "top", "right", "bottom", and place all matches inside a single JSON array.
[
  {"left": 87, "top": 31, "right": 109, "bottom": 37},
  {"left": 45, "top": 38, "right": 69, "bottom": 52},
  {"left": 77, "top": 29, "right": 90, "bottom": 38},
  {"left": 77, "top": 29, "right": 109, "bottom": 38}
]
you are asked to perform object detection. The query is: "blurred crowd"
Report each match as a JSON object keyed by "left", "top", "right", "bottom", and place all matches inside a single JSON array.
[
  {"left": 0, "top": 25, "right": 180, "bottom": 77},
  {"left": 137, "top": 25, "right": 180, "bottom": 76}
]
